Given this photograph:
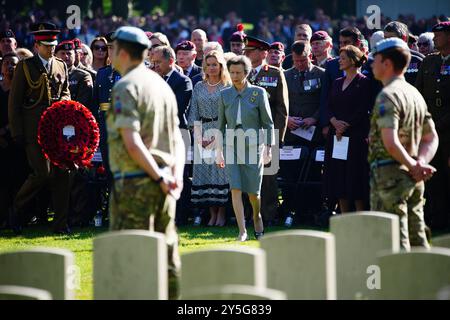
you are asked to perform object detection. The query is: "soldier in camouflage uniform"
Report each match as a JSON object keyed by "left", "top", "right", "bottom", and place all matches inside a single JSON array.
[
  {"left": 107, "top": 26, "right": 185, "bottom": 299},
  {"left": 369, "top": 38, "right": 439, "bottom": 250}
]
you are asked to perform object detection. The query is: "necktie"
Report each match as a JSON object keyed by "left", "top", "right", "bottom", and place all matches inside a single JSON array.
[
  {"left": 183, "top": 69, "right": 189, "bottom": 76},
  {"left": 249, "top": 69, "right": 257, "bottom": 81},
  {"left": 44, "top": 62, "right": 49, "bottom": 73},
  {"left": 163, "top": 75, "right": 169, "bottom": 81}
]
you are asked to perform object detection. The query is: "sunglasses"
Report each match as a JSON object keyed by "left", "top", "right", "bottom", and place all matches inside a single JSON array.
[
  {"left": 93, "top": 45, "right": 107, "bottom": 51},
  {"left": 417, "top": 42, "right": 429, "bottom": 47}
]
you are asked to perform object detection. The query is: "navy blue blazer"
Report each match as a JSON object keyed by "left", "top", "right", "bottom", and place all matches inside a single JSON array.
[
  {"left": 167, "top": 70, "right": 193, "bottom": 129},
  {"left": 191, "top": 72, "right": 203, "bottom": 88},
  {"left": 319, "top": 58, "right": 344, "bottom": 127},
  {"left": 186, "top": 63, "right": 202, "bottom": 80}
]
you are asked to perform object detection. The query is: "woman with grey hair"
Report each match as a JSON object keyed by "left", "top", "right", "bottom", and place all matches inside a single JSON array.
[
  {"left": 216, "top": 55, "right": 274, "bottom": 241},
  {"left": 418, "top": 32, "right": 435, "bottom": 56}
]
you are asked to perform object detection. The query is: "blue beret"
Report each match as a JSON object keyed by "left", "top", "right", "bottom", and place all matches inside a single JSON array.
[
  {"left": 111, "top": 26, "right": 150, "bottom": 48},
  {"left": 373, "top": 38, "right": 409, "bottom": 54}
]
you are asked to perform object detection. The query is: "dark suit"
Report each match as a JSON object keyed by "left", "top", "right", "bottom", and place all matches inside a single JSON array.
[
  {"left": 166, "top": 69, "right": 193, "bottom": 129},
  {"left": 185, "top": 63, "right": 202, "bottom": 80},
  {"left": 8, "top": 55, "right": 71, "bottom": 231},
  {"left": 191, "top": 72, "right": 203, "bottom": 88},
  {"left": 166, "top": 69, "right": 193, "bottom": 226},
  {"left": 249, "top": 63, "right": 289, "bottom": 224}
]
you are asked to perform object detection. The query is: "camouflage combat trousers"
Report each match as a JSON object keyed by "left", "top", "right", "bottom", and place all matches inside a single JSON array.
[
  {"left": 370, "top": 164, "right": 430, "bottom": 251},
  {"left": 110, "top": 176, "right": 181, "bottom": 300}
]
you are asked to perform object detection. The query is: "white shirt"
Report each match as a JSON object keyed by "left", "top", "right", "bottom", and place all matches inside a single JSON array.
[{"left": 236, "top": 98, "right": 242, "bottom": 125}]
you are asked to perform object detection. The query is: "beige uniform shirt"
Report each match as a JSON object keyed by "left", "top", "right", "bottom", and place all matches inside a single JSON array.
[{"left": 107, "top": 63, "right": 183, "bottom": 173}]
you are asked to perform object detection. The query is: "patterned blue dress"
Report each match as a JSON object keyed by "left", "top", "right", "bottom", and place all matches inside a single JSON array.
[{"left": 187, "top": 81, "right": 230, "bottom": 207}]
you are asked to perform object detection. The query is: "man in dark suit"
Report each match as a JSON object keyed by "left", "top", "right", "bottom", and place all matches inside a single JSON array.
[
  {"left": 152, "top": 45, "right": 193, "bottom": 129},
  {"left": 244, "top": 36, "right": 289, "bottom": 227},
  {"left": 151, "top": 45, "right": 193, "bottom": 226},
  {"left": 8, "top": 22, "right": 72, "bottom": 234},
  {"left": 175, "top": 40, "right": 202, "bottom": 80}
]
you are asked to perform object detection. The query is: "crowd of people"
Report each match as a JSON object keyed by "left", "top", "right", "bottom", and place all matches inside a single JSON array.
[
  {"left": 0, "top": 10, "right": 449, "bottom": 251},
  {"left": 1, "top": 8, "right": 448, "bottom": 54}
]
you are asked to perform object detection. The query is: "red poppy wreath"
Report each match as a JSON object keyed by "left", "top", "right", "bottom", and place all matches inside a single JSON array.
[{"left": 38, "top": 100, "right": 100, "bottom": 169}]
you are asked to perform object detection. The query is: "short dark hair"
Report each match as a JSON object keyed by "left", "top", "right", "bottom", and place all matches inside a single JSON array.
[
  {"left": 339, "top": 45, "right": 367, "bottom": 68},
  {"left": 376, "top": 47, "right": 411, "bottom": 73},
  {"left": 384, "top": 21, "right": 409, "bottom": 42},
  {"left": 153, "top": 45, "right": 175, "bottom": 61},
  {"left": 339, "top": 27, "right": 362, "bottom": 44},
  {"left": 115, "top": 39, "right": 147, "bottom": 61},
  {"left": 291, "top": 41, "right": 311, "bottom": 56}
]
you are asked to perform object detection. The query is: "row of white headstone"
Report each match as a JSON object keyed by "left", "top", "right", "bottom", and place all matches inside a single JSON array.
[{"left": 0, "top": 212, "right": 449, "bottom": 300}]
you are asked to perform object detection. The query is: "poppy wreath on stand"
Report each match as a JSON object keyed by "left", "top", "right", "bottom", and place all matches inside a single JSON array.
[{"left": 38, "top": 100, "right": 100, "bottom": 169}]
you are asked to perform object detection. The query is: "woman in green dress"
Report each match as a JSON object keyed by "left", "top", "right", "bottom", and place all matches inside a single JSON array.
[{"left": 216, "top": 55, "right": 274, "bottom": 241}]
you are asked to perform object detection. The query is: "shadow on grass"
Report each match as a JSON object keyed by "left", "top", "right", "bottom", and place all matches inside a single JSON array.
[{"left": 0, "top": 225, "right": 110, "bottom": 241}]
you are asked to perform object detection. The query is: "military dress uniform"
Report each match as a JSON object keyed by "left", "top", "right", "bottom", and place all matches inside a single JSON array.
[
  {"left": 245, "top": 36, "right": 289, "bottom": 225},
  {"left": 8, "top": 23, "right": 72, "bottom": 233},
  {"left": 416, "top": 21, "right": 450, "bottom": 231},
  {"left": 369, "top": 39, "right": 435, "bottom": 250},
  {"left": 93, "top": 65, "right": 121, "bottom": 173},
  {"left": 107, "top": 27, "right": 183, "bottom": 299},
  {"left": 55, "top": 40, "right": 95, "bottom": 227},
  {"left": 72, "top": 38, "right": 97, "bottom": 82}
]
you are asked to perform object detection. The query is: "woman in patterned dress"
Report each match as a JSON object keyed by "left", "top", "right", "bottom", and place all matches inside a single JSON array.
[{"left": 187, "top": 50, "right": 231, "bottom": 226}]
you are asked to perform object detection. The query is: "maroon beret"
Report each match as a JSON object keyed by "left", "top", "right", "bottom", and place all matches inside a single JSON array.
[
  {"left": 72, "top": 38, "right": 82, "bottom": 50},
  {"left": 270, "top": 42, "right": 285, "bottom": 52},
  {"left": 432, "top": 21, "right": 450, "bottom": 32},
  {"left": 229, "top": 32, "right": 245, "bottom": 43},
  {"left": 55, "top": 40, "right": 75, "bottom": 53},
  {"left": 175, "top": 40, "right": 196, "bottom": 53},
  {"left": 311, "top": 31, "right": 331, "bottom": 42}
]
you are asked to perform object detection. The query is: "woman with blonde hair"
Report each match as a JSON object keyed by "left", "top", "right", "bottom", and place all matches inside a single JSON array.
[
  {"left": 90, "top": 36, "right": 108, "bottom": 72},
  {"left": 187, "top": 50, "right": 231, "bottom": 227},
  {"left": 80, "top": 43, "right": 94, "bottom": 69}
]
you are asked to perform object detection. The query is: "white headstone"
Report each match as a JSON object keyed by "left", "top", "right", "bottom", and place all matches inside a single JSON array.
[
  {"left": 260, "top": 230, "right": 336, "bottom": 299},
  {"left": 432, "top": 235, "right": 450, "bottom": 249},
  {"left": 180, "top": 247, "right": 266, "bottom": 298},
  {"left": 0, "top": 248, "right": 75, "bottom": 300},
  {"left": 185, "top": 285, "right": 286, "bottom": 300},
  {"left": 94, "top": 230, "right": 168, "bottom": 300},
  {"left": 377, "top": 248, "right": 450, "bottom": 299},
  {"left": 330, "top": 211, "right": 400, "bottom": 299},
  {"left": 0, "top": 285, "right": 52, "bottom": 300}
]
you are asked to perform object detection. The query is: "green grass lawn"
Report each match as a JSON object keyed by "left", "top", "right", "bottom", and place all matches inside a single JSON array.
[
  {"left": 1, "top": 223, "right": 446, "bottom": 300},
  {"left": 0, "top": 224, "right": 300, "bottom": 300}
]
